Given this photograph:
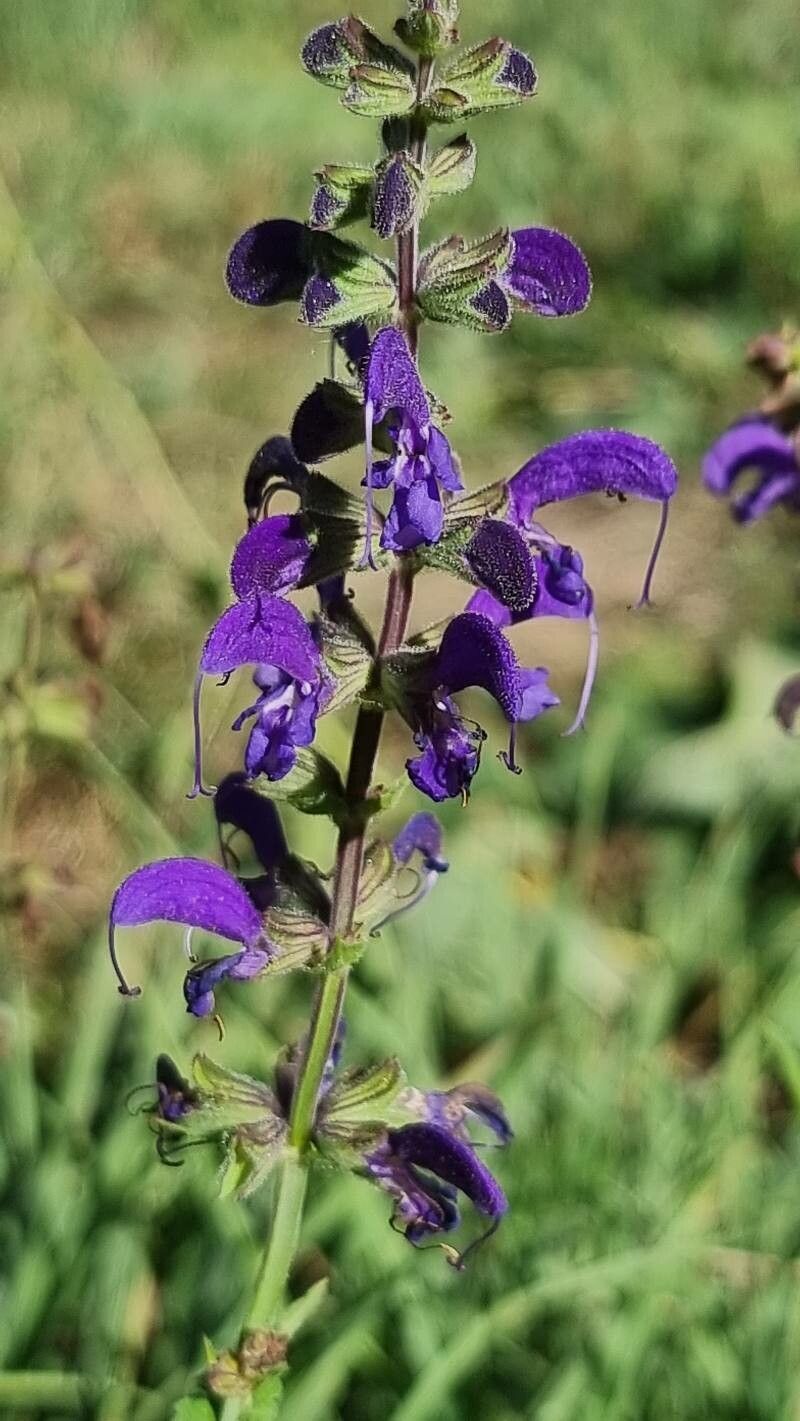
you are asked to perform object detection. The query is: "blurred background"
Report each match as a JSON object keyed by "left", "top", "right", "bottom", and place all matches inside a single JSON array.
[{"left": 3, "top": 0, "right": 800, "bottom": 1416}]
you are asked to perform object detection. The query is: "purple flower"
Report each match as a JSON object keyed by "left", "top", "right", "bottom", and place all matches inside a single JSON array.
[
  {"left": 464, "top": 519, "right": 598, "bottom": 734},
  {"left": 703, "top": 415, "right": 800, "bottom": 522},
  {"left": 367, "top": 812, "right": 449, "bottom": 932},
  {"left": 365, "top": 1122, "right": 507, "bottom": 1266},
  {"left": 226, "top": 220, "right": 311, "bottom": 307},
  {"left": 363, "top": 327, "right": 463, "bottom": 562},
  {"left": 418, "top": 1082, "right": 513, "bottom": 1147},
  {"left": 508, "top": 429, "right": 678, "bottom": 606},
  {"left": 109, "top": 857, "right": 273, "bottom": 1017},
  {"left": 500, "top": 227, "right": 592, "bottom": 318},
  {"left": 190, "top": 548, "right": 328, "bottom": 795},
  {"left": 153, "top": 1054, "right": 198, "bottom": 1124},
  {"left": 407, "top": 611, "right": 559, "bottom": 802}
]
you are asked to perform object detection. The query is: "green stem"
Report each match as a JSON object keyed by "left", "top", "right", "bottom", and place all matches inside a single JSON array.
[{"left": 245, "top": 1150, "right": 308, "bottom": 1328}]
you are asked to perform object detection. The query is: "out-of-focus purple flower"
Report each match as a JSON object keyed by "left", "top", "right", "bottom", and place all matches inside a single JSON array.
[
  {"left": 363, "top": 327, "right": 463, "bottom": 561},
  {"left": 418, "top": 1081, "right": 513, "bottom": 1146},
  {"left": 508, "top": 429, "right": 678, "bottom": 606},
  {"left": 500, "top": 227, "right": 592, "bottom": 318},
  {"left": 703, "top": 415, "right": 800, "bottom": 523},
  {"left": 406, "top": 611, "right": 558, "bottom": 802},
  {"left": 109, "top": 857, "right": 273, "bottom": 1017},
  {"left": 153, "top": 1054, "right": 198, "bottom": 1124},
  {"left": 367, "top": 812, "right": 449, "bottom": 933},
  {"left": 365, "top": 1121, "right": 507, "bottom": 1265}
]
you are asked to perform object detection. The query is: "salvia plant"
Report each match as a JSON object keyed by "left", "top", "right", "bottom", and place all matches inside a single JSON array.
[{"left": 107, "top": 3, "right": 679, "bottom": 1412}]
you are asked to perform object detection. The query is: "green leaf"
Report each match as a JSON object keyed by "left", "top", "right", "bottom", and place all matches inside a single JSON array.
[
  {"left": 425, "top": 134, "right": 477, "bottom": 201},
  {"left": 343, "top": 63, "right": 417, "bottom": 118},
  {"left": 316, "top": 603, "right": 376, "bottom": 715},
  {"left": 251, "top": 1374, "right": 285, "bottom": 1421},
  {"left": 171, "top": 1399, "right": 216, "bottom": 1421},
  {"left": 323, "top": 1058, "right": 405, "bottom": 1122},
  {"left": 306, "top": 234, "right": 397, "bottom": 328},
  {"left": 446, "top": 478, "right": 509, "bottom": 521},
  {"left": 280, "top": 1278, "right": 330, "bottom": 1339},
  {"left": 252, "top": 748, "right": 347, "bottom": 820},
  {"left": 419, "top": 228, "right": 511, "bottom": 293}
]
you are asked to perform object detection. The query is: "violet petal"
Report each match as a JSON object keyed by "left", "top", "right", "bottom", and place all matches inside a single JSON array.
[{"left": 503, "top": 227, "right": 592, "bottom": 318}]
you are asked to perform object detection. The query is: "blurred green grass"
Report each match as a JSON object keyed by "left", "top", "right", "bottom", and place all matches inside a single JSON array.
[{"left": 3, "top": 0, "right": 800, "bottom": 1416}]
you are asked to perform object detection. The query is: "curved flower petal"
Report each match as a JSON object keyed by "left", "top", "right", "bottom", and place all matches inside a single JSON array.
[
  {"left": 465, "top": 519, "right": 537, "bottom": 612},
  {"left": 388, "top": 1122, "right": 508, "bottom": 1220},
  {"left": 109, "top": 857, "right": 263, "bottom": 1000},
  {"left": 225, "top": 220, "right": 311, "bottom": 307},
  {"left": 502, "top": 228, "right": 592, "bottom": 317},
  {"left": 733, "top": 470, "right": 800, "bottom": 523},
  {"left": 230, "top": 517, "right": 312, "bottom": 599},
  {"left": 434, "top": 611, "right": 523, "bottom": 722},
  {"left": 702, "top": 416, "right": 797, "bottom": 494},
  {"left": 509, "top": 429, "right": 678, "bottom": 522},
  {"left": 200, "top": 594, "right": 320, "bottom": 682},
  {"left": 366, "top": 326, "right": 429, "bottom": 432}
]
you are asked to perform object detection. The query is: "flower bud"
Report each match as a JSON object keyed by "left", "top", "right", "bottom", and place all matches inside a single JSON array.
[
  {"left": 371, "top": 152, "right": 424, "bottom": 239},
  {"left": 426, "top": 37, "right": 537, "bottom": 121},
  {"left": 394, "top": 0, "right": 460, "bottom": 57},
  {"left": 309, "top": 164, "right": 373, "bottom": 231}
]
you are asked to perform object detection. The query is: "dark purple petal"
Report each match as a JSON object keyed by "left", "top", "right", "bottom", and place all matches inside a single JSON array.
[
  {"left": 464, "top": 587, "right": 513, "bottom": 628},
  {"left": 214, "top": 773, "right": 288, "bottom": 872},
  {"left": 407, "top": 706, "right": 484, "bottom": 804},
  {"left": 226, "top": 220, "right": 310, "bottom": 307},
  {"left": 372, "top": 155, "right": 416, "bottom": 240},
  {"left": 300, "top": 273, "right": 341, "bottom": 325},
  {"left": 154, "top": 1055, "right": 197, "bottom": 1123},
  {"left": 502, "top": 228, "right": 591, "bottom": 318},
  {"left": 301, "top": 22, "right": 351, "bottom": 79},
  {"left": 465, "top": 519, "right": 537, "bottom": 612},
  {"left": 109, "top": 857, "right": 263, "bottom": 1000},
  {"left": 393, "top": 812, "right": 447, "bottom": 872},
  {"left": 335, "top": 321, "right": 371, "bottom": 373},
  {"left": 366, "top": 326, "right": 429, "bottom": 432},
  {"left": 309, "top": 183, "right": 343, "bottom": 231},
  {"left": 243, "top": 436, "right": 309, "bottom": 526},
  {"left": 702, "top": 416, "right": 797, "bottom": 494},
  {"left": 230, "top": 517, "right": 312, "bottom": 599},
  {"left": 388, "top": 1123, "right": 508, "bottom": 1219},
  {"left": 509, "top": 429, "right": 678, "bottom": 522},
  {"left": 470, "top": 280, "right": 511, "bottom": 331},
  {"left": 434, "top": 612, "right": 523, "bottom": 722},
  {"left": 497, "top": 46, "right": 537, "bottom": 95},
  {"left": 200, "top": 594, "right": 320, "bottom": 683},
  {"left": 382, "top": 477, "right": 444, "bottom": 551},
  {"left": 183, "top": 944, "right": 270, "bottom": 1018}
]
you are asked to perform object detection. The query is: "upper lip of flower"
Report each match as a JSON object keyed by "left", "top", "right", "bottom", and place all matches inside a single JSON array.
[{"left": 703, "top": 413, "right": 800, "bottom": 522}]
